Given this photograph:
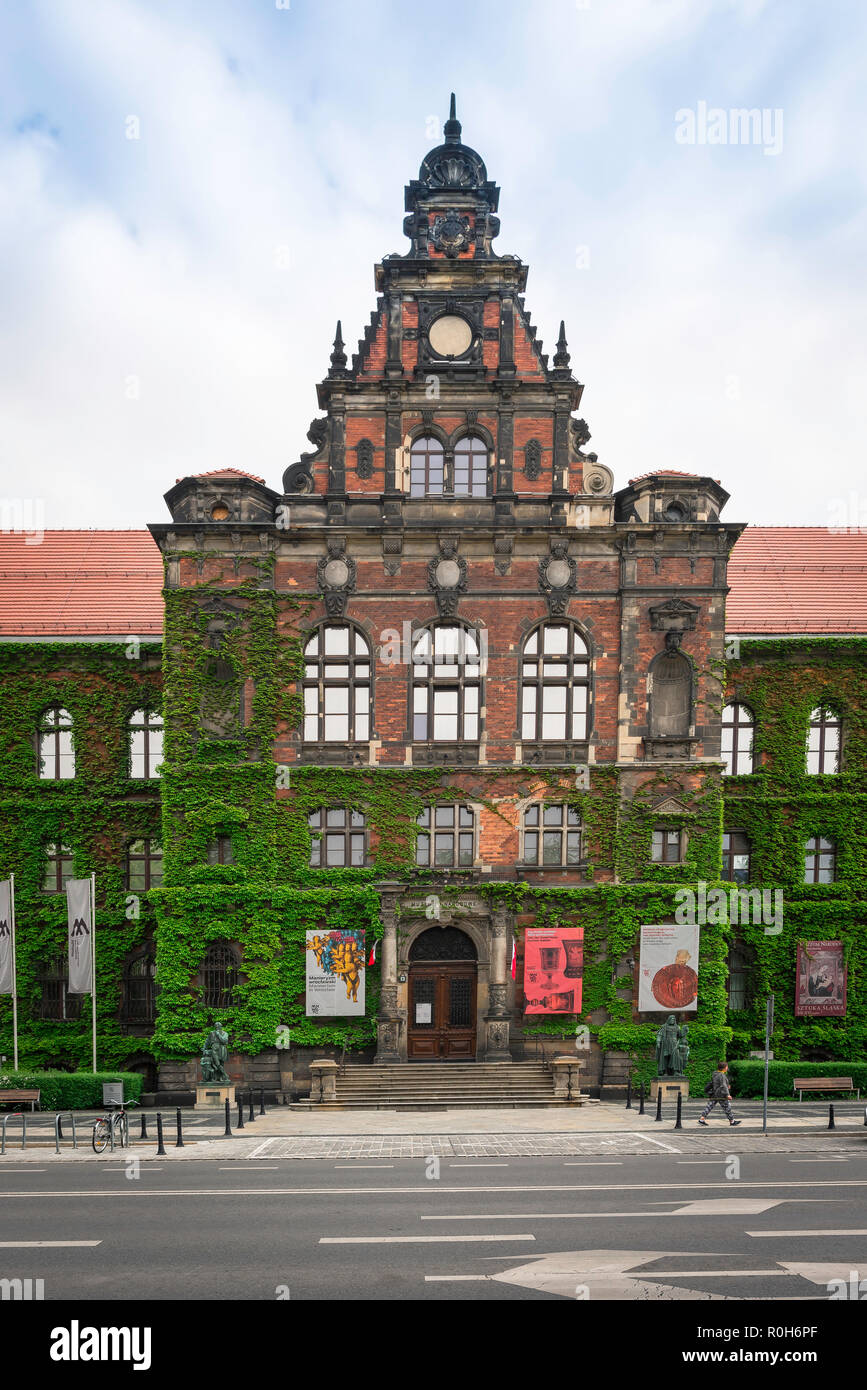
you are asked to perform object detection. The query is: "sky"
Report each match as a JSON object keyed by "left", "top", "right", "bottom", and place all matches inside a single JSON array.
[{"left": 0, "top": 0, "right": 864, "bottom": 532}]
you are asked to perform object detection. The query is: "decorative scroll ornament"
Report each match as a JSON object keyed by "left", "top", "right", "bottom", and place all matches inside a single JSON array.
[
  {"left": 524, "top": 439, "right": 542, "bottom": 480},
  {"left": 355, "top": 439, "right": 374, "bottom": 480},
  {"left": 427, "top": 539, "right": 468, "bottom": 617},
  {"left": 282, "top": 417, "right": 328, "bottom": 494},
  {"left": 317, "top": 541, "right": 356, "bottom": 619},
  {"left": 429, "top": 210, "right": 475, "bottom": 258},
  {"left": 538, "top": 543, "right": 577, "bottom": 616}
]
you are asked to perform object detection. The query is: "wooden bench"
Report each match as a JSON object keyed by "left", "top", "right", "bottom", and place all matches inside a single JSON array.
[
  {"left": 0, "top": 1089, "right": 41, "bottom": 1112},
  {"left": 793, "top": 1077, "right": 860, "bottom": 1100}
]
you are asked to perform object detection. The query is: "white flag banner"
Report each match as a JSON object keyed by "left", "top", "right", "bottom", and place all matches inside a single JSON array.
[
  {"left": 66, "top": 879, "right": 93, "bottom": 995},
  {"left": 0, "top": 880, "right": 13, "bottom": 996}
]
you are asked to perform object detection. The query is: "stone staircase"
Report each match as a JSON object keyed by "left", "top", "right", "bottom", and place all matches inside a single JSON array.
[{"left": 309, "top": 1061, "right": 587, "bottom": 1110}]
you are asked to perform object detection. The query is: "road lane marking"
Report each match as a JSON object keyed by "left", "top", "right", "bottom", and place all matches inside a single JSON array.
[
  {"left": 0, "top": 1169, "right": 46, "bottom": 1173},
  {"left": 219, "top": 1166, "right": 280, "bottom": 1170},
  {"left": 563, "top": 1162, "right": 622, "bottom": 1167},
  {"left": 333, "top": 1165, "right": 395, "bottom": 1169},
  {"left": 425, "top": 1275, "right": 491, "bottom": 1281},
  {"left": 319, "top": 1234, "right": 536, "bottom": 1244},
  {"left": 789, "top": 1159, "right": 849, "bottom": 1163},
  {"left": 0, "top": 1240, "right": 101, "bottom": 1248},
  {"left": 748, "top": 1228, "right": 867, "bottom": 1238},
  {"left": 448, "top": 1164, "right": 509, "bottom": 1168}
]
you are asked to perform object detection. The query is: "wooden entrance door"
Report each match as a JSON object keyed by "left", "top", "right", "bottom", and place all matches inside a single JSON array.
[{"left": 407, "top": 962, "right": 477, "bottom": 1060}]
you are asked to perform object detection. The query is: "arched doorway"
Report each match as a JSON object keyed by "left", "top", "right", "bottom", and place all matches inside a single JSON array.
[{"left": 408, "top": 926, "right": 477, "bottom": 1060}]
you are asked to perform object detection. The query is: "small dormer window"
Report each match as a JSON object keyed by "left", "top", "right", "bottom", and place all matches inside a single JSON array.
[
  {"left": 663, "top": 501, "right": 687, "bottom": 522},
  {"left": 210, "top": 502, "right": 230, "bottom": 521}
]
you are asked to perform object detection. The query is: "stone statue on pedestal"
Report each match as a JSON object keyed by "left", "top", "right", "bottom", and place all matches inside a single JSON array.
[
  {"left": 201, "top": 1023, "right": 230, "bottom": 1083},
  {"left": 655, "top": 1014, "right": 681, "bottom": 1077}
]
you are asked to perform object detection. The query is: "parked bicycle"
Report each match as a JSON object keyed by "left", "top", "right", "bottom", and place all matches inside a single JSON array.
[{"left": 91, "top": 1101, "right": 134, "bottom": 1153}]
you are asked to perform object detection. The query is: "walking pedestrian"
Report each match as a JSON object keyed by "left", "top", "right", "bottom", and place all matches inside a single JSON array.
[{"left": 699, "top": 1061, "right": 741, "bottom": 1126}]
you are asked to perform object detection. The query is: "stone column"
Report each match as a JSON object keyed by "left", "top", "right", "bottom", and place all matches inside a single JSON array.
[
  {"left": 484, "top": 903, "right": 513, "bottom": 1061},
  {"left": 375, "top": 882, "right": 402, "bottom": 1063}
]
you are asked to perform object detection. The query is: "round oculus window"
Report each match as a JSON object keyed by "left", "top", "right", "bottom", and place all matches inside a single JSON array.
[
  {"left": 323, "top": 558, "right": 350, "bottom": 587},
  {"left": 428, "top": 314, "right": 473, "bottom": 358},
  {"left": 546, "top": 559, "right": 572, "bottom": 588},
  {"left": 435, "top": 559, "right": 461, "bottom": 588}
]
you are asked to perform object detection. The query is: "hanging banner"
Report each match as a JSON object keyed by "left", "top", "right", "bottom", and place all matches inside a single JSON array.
[
  {"left": 0, "top": 880, "right": 13, "bottom": 995},
  {"left": 795, "top": 940, "right": 847, "bottom": 1017},
  {"left": 305, "top": 929, "right": 365, "bottom": 1017},
  {"left": 638, "top": 923, "right": 699, "bottom": 1012},
  {"left": 523, "top": 927, "right": 583, "bottom": 1015},
  {"left": 66, "top": 879, "right": 93, "bottom": 995}
]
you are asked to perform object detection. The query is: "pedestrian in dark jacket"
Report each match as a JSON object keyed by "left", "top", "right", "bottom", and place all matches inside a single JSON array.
[{"left": 699, "top": 1062, "right": 741, "bottom": 1126}]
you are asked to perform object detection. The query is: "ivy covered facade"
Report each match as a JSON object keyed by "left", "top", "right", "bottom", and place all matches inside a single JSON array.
[{"left": 1, "top": 105, "right": 864, "bottom": 1097}]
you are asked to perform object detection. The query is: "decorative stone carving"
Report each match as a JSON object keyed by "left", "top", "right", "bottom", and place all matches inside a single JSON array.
[
  {"left": 199, "top": 598, "right": 244, "bottom": 739},
  {"left": 583, "top": 463, "right": 614, "bottom": 495},
  {"left": 538, "top": 542, "right": 577, "bottom": 616},
  {"left": 428, "top": 539, "right": 467, "bottom": 617},
  {"left": 493, "top": 536, "right": 513, "bottom": 576},
  {"left": 382, "top": 534, "right": 402, "bottom": 576},
  {"left": 282, "top": 417, "right": 328, "bottom": 494},
  {"left": 429, "top": 210, "right": 475, "bottom": 258},
  {"left": 524, "top": 439, "right": 542, "bottom": 480},
  {"left": 317, "top": 540, "right": 356, "bottom": 619},
  {"left": 649, "top": 597, "right": 700, "bottom": 633},
  {"left": 355, "top": 439, "right": 374, "bottom": 479}
]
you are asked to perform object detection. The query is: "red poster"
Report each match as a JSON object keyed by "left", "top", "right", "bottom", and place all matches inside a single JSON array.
[
  {"left": 795, "top": 940, "right": 847, "bottom": 1017},
  {"left": 523, "top": 927, "right": 583, "bottom": 1014}
]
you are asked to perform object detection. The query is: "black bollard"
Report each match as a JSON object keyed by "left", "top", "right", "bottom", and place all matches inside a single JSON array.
[
  {"left": 224, "top": 1098, "right": 233, "bottom": 1138},
  {"left": 259, "top": 1088, "right": 266, "bottom": 1116},
  {"left": 57, "top": 1115, "right": 63, "bottom": 1140},
  {"left": 639, "top": 1082, "right": 645, "bottom": 1116},
  {"left": 828, "top": 1103, "right": 835, "bottom": 1131},
  {"left": 863, "top": 1106, "right": 867, "bottom": 1128},
  {"left": 156, "top": 1111, "right": 166, "bottom": 1156},
  {"left": 625, "top": 1078, "right": 632, "bottom": 1110},
  {"left": 175, "top": 1107, "right": 185, "bottom": 1148},
  {"left": 655, "top": 1088, "right": 663, "bottom": 1123},
  {"left": 140, "top": 1113, "right": 148, "bottom": 1140},
  {"left": 248, "top": 1090, "right": 255, "bottom": 1122},
  {"left": 674, "top": 1090, "right": 683, "bottom": 1130},
  {"left": 237, "top": 1097, "right": 245, "bottom": 1130}
]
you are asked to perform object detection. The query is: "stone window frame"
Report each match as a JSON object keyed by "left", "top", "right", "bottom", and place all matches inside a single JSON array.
[
  {"left": 128, "top": 707, "right": 164, "bottom": 779},
  {"left": 519, "top": 620, "right": 592, "bottom": 744},
  {"left": 521, "top": 802, "right": 583, "bottom": 867},
  {"left": 721, "top": 702, "right": 755, "bottom": 775},
  {"left": 806, "top": 706, "right": 842, "bottom": 775},
  {"left": 308, "top": 807, "right": 368, "bottom": 868},
  {"left": 37, "top": 705, "right": 75, "bottom": 780},
  {"left": 410, "top": 621, "right": 483, "bottom": 744},
  {"left": 302, "top": 622, "right": 372, "bottom": 745},
  {"left": 415, "top": 804, "right": 476, "bottom": 868}
]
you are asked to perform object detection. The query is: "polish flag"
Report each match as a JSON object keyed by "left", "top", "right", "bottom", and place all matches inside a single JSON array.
[
  {"left": 510, "top": 938, "right": 517, "bottom": 980},
  {"left": 368, "top": 939, "right": 377, "bottom": 968}
]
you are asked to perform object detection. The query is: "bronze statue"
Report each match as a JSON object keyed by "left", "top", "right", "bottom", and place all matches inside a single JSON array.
[
  {"left": 201, "top": 1023, "right": 230, "bottom": 1084},
  {"left": 655, "top": 1014, "right": 681, "bottom": 1077}
]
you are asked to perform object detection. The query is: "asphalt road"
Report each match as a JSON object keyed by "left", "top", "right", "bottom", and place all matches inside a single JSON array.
[{"left": 2, "top": 1149, "right": 867, "bottom": 1301}]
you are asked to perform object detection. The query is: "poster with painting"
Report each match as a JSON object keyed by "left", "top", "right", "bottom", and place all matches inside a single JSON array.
[
  {"left": 795, "top": 940, "right": 846, "bottom": 1017},
  {"left": 305, "top": 929, "right": 366, "bottom": 1017},
  {"left": 638, "top": 923, "right": 699, "bottom": 1012},
  {"left": 523, "top": 927, "right": 583, "bottom": 1015}
]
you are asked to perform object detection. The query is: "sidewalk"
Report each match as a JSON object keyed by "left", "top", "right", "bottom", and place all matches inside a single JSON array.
[{"left": 1, "top": 1101, "right": 863, "bottom": 1161}]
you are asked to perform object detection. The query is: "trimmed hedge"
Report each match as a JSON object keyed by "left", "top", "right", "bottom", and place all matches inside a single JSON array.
[
  {"left": 0, "top": 1070, "right": 144, "bottom": 1110},
  {"left": 728, "top": 1060, "right": 867, "bottom": 1098}
]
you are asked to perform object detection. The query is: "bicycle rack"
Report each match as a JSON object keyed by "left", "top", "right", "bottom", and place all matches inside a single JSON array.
[
  {"left": 53, "top": 1112, "right": 78, "bottom": 1152},
  {"left": 1, "top": 1111, "right": 25, "bottom": 1154}
]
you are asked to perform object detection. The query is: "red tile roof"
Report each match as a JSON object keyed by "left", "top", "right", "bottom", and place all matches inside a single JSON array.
[
  {"left": 727, "top": 527, "right": 867, "bottom": 634},
  {"left": 628, "top": 470, "right": 719, "bottom": 484},
  {"left": 176, "top": 468, "right": 266, "bottom": 484},
  {"left": 0, "top": 526, "right": 865, "bottom": 640},
  {"left": 0, "top": 531, "right": 163, "bottom": 638}
]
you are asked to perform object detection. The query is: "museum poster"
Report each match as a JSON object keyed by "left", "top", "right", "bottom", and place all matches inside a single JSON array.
[
  {"left": 523, "top": 927, "right": 584, "bottom": 1015},
  {"left": 305, "top": 929, "right": 366, "bottom": 1017},
  {"left": 794, "top": 940, "right": 847, "bottom": 1017},
  {"left": 638, "top": 923, "right": 699, "bottom": 1013}
]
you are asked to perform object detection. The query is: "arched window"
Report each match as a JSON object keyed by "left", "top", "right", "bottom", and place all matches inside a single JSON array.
[
  {"left": 804, "top": 836, "right": 836, "bottom": 883},
  {"left": 129, "top": 709, "right": 163, "bottom": 779},
  {"left": 201, "top": 944, "right": 239, "bottom": 1008},
  {"left": 721, "top": 703, "right": 754, "bottom": 775},
  {"left": 38, "top": 707, "right": 74, "bottom": 779},
  {"left": 722, "top": 831, "right": 751, "bottom": 884},
  {"left": 308, "top": 808, "right": 367, "bottom": 867},
  {"left": 411, "top": 624, "right": 481, "bottom": 742},
  {"left": 649, "top": 649, "right": 692, "bottom": 738},
  {"left": 37, "top": 954, "right": 81, "bottom": 1020},
  {"left": 122, "top": 946, "right": 157, "bottom": 1025},
  {"left": 42, "top": 842, "right": 74, "bottom": 893},
  {"left": 521, "top": 623, "right": 590, "bottom": 742},
  {"left": 303, "top": 625, "right": 371, "bottom": 743},
  {"left": 126, "top": 839, "right": 163, "bottom": 891},
  {"left": 409, "top": 435, "right": 445, "bottom": 496},
  {"left": 807, "top": 707, "right": 841, "bottom": 774},
  {"left": 453, "top": 436, "right": 488, "bottom": 496},
  {"left": 416, "top": 805, "right": 475, "bottom": 867},
  {"left": 522, "top": 804, "right": 582, "bottom": 866}
]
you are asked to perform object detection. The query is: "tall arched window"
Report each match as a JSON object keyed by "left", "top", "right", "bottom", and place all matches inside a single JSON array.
[
  {"left": 411, "top": 624, "right": 481, "bottom": 742},
  {"left": 201, "top": 944, "right": 239, "bottom": 1008},
  {"left": 807, "top": 707, "right": 841, "bottom": 774},
  {"left": 721, "top": 703, "right": 754, "bottom": 775},
  {"left": 649, "top": 649, "right": 692, "bottom": 738},
  {"left": 38, "top": 707, "right": 74, "bottom": 779},
  {"left": 521, "top": 623, "right": 590, "bottom": 742},
  {"left": 408, "top": 433, "right": 489, "bottom": 497},
  {"left": 453, "top": 436, "right": 488, "bottom": 496},
  {"left": 37, "top": 955, "right": 81, "bottom": 1020},
  {"left": 129, "top": 709, "right": 163, "bottom": 779},
  {"left": 303, "top": 625, "right": 371, "bottom": 743},
  {"left": 122, "top": 946, "right": 157, "bottom": 1025},
  {"left": 409, "top": 435, "right": 445, "bottom": 496}
]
